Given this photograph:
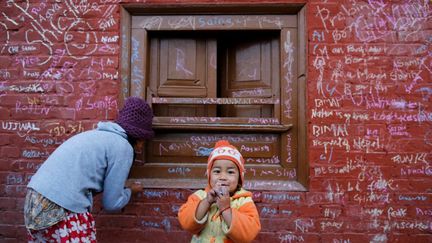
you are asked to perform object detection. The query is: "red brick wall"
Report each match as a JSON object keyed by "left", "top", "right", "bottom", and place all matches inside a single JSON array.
[{"left": 0, "top": 0, "right": 431, "bottom": 242}]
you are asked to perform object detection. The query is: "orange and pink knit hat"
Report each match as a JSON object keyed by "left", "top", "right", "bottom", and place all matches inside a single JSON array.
[{"left": 207, "top": 140, "right": 245, "bottom": 186}]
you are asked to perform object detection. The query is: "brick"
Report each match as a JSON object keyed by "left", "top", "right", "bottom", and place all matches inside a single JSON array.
[
  {"left": 95, "top": 215, "right": 137, "bottom": 228},
  {"left": 123, "top": 202, "right": 173, "bottom": 217},
  {"left": 256, "top": 232, "right": 320, "bottom": 242},
  {"left": 0, "top": 147, "right": 20, "bottom": 158},
  {"left": 0, "top": 197, "right": 17, "bottom": 211},
  {"left": 389, "top": 233, "right": 432, "bottom": 242},
  {"left": 0, "top": 225, "right": 17, "bottom": 239},
  {"left": 0, "top": 211, "right": 23, "bottom": 225},
  {"left": 321, "top": 233, "right": 368, "bottom": 242},
  {"left": 261, "top": 192, "right": 305, "bottom": 204}
]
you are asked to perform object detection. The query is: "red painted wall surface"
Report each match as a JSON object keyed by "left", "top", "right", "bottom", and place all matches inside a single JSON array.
[{"left": 0, "top": 0, "right": 431, "bottom": 242}]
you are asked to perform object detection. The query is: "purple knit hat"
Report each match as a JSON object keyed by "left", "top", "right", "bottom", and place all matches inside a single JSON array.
[{"left": 116, "top": 97, "right": 154, "bottom": 140}]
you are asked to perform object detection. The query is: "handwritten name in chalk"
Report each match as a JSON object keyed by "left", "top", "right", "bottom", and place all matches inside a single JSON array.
[
  {"left": 320, "top": 221, "right": 343, "bottom": 231},
  {"left": 312, "top": 124, "right": 348, "bottom": 137},
  {"left": 6, "top": 174, "right": 32, "bottom": 185},
  {"left": 246, "top": 156, "right": 280, "bottom": 164},
  {"left": 99, "top": 16, "right": 116, "bottom": 31},
  {"left": 314, "top": 157, "right": 366, "bottom": 176},
  {"left": 102, "top": 71, "right": 119, "bottom": 80},
  {"left": 373, "top": 111, "right": 432, "bottom": 123},
  {"left": 101, "top": 35, "right": 119, "bottom": 44},
  {"left": 247, "top": 118, "right": 279, "bottom": 124},
  {"left": 23, "top": 70, "right": 41, "bottom": 79},
  {"left": 14, "top": 56, "right": 41, "bottom": 68},
  {"left": 232, "top": 88, "right": 265, "bottom": 97},
  {"left": 0, "top": 70, "right": 11, "bottom": 79},
  {"left": 363, "top": 208, "right": 384, "bottom": 217},
  {"left": 400, "top": 166, "right": 432, "bottom": 176},
  {"left": 75, "top": 96, "right": 118, "bottom": 111},
  {"left": 198, "top": 16, "right": 232, "bottom": 27},
  {"left": 387, "top": 207, "right": 407, "bottom": 220},
  {"left": 194, "top": 146, "right": 213, "bottom": 156},
  {"left": 15, "top": 101, "right": 52, "bottom": 116},
  {"left": 323, "top": 208, "right": 341, "bottom": 219},
  {"left": 398, "top": 195, "right": 428, "bottom": 201},
  {"left": 388, "top": 124, "right": 410, "bottom": 137},
  {"left": 353, "top": 192, "right": 390, "bottom": 204},
  {"left": 45, "top": 122, "right": 85, "bottom": 137},
  {"left": 314, "top": 98, "right": 341, "bottom": 108},
  {"left": 367, "top": 178, "right": 397, "bottom": 191},
  {"left": 159, "top": 142, "right": 192, "bottom": 155},
  {"left": 190, "top": 135, "right": 275, "bottom": 143},
  {"left": 391, "top": 153, "right": 428, "bottom": 165},
  {"left": 280, "top": 209, "right": 293, "bottom": 216},
  {"left": 346, "top": 69, "right": 387, "bottom": 81},
  {"left": 140, "top": 218, "right": 171, "bottom": 231},
  {"left": 279, "top": 233, "right": 304, "bottom": 243},
  {"left": 240, "top": 144, "right": 270, "bottom": 153},
  {"left": 139, "top": 189, "right": 185, "bottom": 201},
  {"left": 263, "top": 193, "right": 300, "bottom": 202},
  {"left": 260, "top": 207, "right": 277, "bottom": 215},
  {"left": 13, "top": 160, "right": 42, "bottom": 171},
  {"left": 311, "top": 108, "right": 334, "bottom": 119},
  {"left": 295, "top": 219, "right": 314, "bottom": 233},
  {"left": 344, "top": 55, "right": 380, "bottom": 65},
  {"left": 169, "top": 117, "right": 222, "bottom": 123},
  {"left": 24, "top": 135, "right": 62, "bottom": 147},
  {"left": 416, "top": 208, "right": 432, "bottom": 216},
  {"left": 248, "top": 167, "right": 296, "bottom": 179},
  {"left": 390, "top": 70, "right": 422, "bottom": 81},
  {"left": 22, "top": 149, "right": 50, "bottom": 159},
  {"left": 8, "top": 83, "right": 44, "bottom": 93},
  {"left": 352, "top": 137, "right": 382, "bottom": 153},
  {"left": 393, "top": 57, "right": 427, "bottom": 69},
  {"left": 332, "top": 239, "right": 351, "bottom": 243},
  {"left": 346, "top": 44, "right": 386, "bottom": 56},
  {"left": 167, "top": 167, "right": 191, "bottom": 176},
  {"left": 312, "top": 137, "right": 350, "bottom": 154},
  {"left": 1, "top": 121, "right": 40, "bottom": 132},
  {"left": 392, "top": 221, "right": 432, "bottom": 231}
]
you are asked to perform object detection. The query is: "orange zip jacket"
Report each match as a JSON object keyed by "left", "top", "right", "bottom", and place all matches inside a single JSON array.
[{"left": 178, "top": 188, "right": 261, "bottom": 243}]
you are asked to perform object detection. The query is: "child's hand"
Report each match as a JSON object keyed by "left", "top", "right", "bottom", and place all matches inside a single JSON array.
[
  {"left": 215, "top": 186, "right": 230, "bottom": 210},
  {"left": 129, "top": 182, "right": 143, "bottom": 194},
  {"left": 206, "top": 189, "right": 218, "bottom": 205}
]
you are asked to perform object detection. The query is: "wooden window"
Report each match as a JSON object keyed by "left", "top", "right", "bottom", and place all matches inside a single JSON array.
[{"left": 121, "top": 5, "right": 307, "bottom": 191}]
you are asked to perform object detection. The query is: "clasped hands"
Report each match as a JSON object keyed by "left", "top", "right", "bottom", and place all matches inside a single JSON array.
[{"left": 206, "top": 182, "right": 231, "bottom": 212}]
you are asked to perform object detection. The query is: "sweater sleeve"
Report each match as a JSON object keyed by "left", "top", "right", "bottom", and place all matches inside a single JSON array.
[
  {"left": 223, "top": 201, "right": 261, "bottom": 243},
  {"left": 178, "top": 192, "right": 207, "bottom": 234},
  {"left": 102, "top": 148, "right": 133, "bottom": 212}
]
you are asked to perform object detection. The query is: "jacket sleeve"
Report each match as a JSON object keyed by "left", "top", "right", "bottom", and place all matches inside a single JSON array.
[
  {"left": 223, "top": 201, "right": 261, "bottom": 243},
  {"left": 102, "top": 145, "right": 134, "bottom": 211},
  {"left": 178, "top": 193, "right": 207, "bottom": 234}
]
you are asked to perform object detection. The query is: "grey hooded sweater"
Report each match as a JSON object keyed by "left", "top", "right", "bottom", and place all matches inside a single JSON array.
[{"left": 28, "top": 122, "right": 134, "bottom": 213}]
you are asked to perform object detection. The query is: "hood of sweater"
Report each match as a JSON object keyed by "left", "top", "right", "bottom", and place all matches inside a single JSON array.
[{"left": 96, "top": 121, "right": 128, "bottom": 139}]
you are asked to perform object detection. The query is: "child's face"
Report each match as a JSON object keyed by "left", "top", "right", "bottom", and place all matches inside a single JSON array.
[{"left": 210, "top": 159, "right": 240, "bottom": 194}]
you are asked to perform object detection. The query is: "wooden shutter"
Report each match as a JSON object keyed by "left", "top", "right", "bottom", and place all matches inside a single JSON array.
[
  {"left": 149, "top": 35, "right": 217, "bottom": 117},
  {"left": 220, "top": 33, "right": 280, "bottom": 118}
]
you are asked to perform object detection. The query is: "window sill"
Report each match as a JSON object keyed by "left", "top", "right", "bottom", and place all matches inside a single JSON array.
[
  {"left": 128, "top": 178, "right": 307, "bottom": 191},
  {"left": 153, "top": 122, "right": 292, "bottom": 132}
]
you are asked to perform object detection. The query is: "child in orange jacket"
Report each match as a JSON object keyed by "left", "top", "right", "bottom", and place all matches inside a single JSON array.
[{"left": 178, "top": 140, "right": 261, "bottom": 243}]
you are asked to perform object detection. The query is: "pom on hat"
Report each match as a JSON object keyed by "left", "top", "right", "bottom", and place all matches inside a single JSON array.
[
  {"left": 116, "top": 97, "right": 154, "bottom": 140},
  {"left": 207, "top": 140, "right": 245, "bottom": 186}
]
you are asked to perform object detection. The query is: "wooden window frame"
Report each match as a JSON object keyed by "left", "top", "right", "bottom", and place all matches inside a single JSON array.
[{"left": 120, "top": 3, "right": 308, "bottom": 191}]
